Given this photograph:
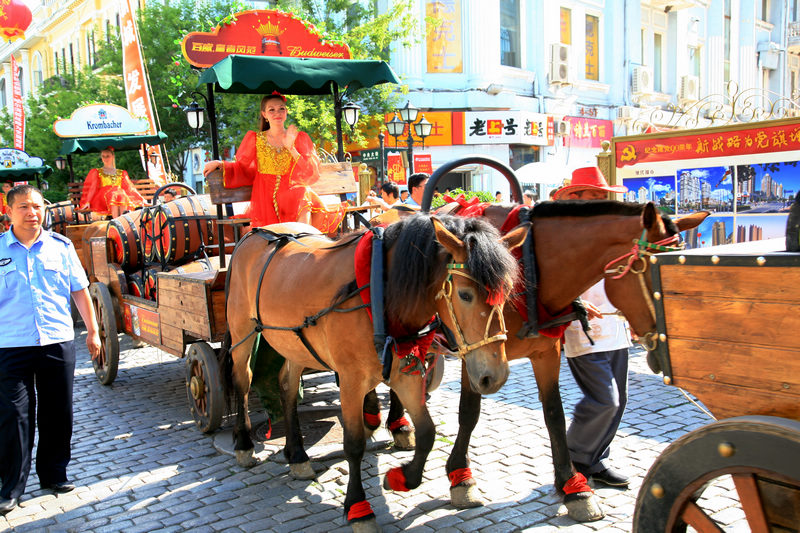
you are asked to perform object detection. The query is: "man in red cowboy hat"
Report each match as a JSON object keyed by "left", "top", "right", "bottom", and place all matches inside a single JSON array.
[{"left": 554, "top": 166, "right": 632, "bottom": 489}]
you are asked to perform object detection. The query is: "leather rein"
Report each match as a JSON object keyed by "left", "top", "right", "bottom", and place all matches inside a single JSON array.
[{"left": 602, "top": 229, "right": 683, "bottom": 351}]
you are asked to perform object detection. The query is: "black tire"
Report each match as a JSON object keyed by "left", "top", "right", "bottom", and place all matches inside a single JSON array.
[
  {"left": 89, "top": 282, "right": 119, "bottom": 385},
  {"left": 633, "top": 416, "right": 800, "bottom": 532},
  {"left": 185, "top": 342, "right": 224, "bottom": 433}
]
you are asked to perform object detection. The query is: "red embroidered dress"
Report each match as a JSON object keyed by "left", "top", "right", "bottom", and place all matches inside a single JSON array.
[
  {"left": 79, "top": 168, "right": 144, "bottom": 216},
  {"left": 222, "top": 130, "right": 344, "bottom": 232}
]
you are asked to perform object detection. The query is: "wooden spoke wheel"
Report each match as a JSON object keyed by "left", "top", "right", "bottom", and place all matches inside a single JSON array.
[
  {"left": 634, "top": 416, "right": 800, "bottom": 533},
  {"left": 89, "top": 282, "right": 120, "bottom": 385},
  {"left": 185, "top": 342, "right": 223, "bottom": 433}
]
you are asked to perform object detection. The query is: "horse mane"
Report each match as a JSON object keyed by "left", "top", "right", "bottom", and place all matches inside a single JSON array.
[
  {"left": 533, "top": 200, "right": 679, "bottom": 235},
  {"left": 382, "top": 214, "right": 519, "bottom": 325}
]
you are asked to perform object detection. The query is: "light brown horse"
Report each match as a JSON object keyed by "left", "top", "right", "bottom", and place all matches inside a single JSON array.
[
  {"left": 386, "top": 200, "right": 708, "bottom": 521},
  {"left": 221, "top": 214, "right": 528, "bottom": 531}
]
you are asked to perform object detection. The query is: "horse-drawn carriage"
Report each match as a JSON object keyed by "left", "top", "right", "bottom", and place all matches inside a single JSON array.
[{"left": 633, "top": 234, "right": 800, "bottom": 532}]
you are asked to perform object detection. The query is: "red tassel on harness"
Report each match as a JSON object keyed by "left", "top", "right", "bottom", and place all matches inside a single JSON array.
[
  {"left": 347, "top": 500, "right": 374, "bottom": 521},
  {"left": 388, "top": 416, "right": 411, "bottom": 432},
  {"left": 447, "top": 467, "right": 473, "bottom": 487},
  {"left": 563, "top": 472, "right": 593, "bottom": 494},
  {"left": 485, "top": 288, "right": 505, "bottom": 306},
  {"left": 386, "top": 466, "right": 410, "bottom": 491},
  {"left": 363, "top": 412, "right": 381, "bottom": 427}
]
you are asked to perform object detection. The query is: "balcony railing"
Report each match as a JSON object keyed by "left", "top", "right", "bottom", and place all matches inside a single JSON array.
[{"left": 789, "top": 22, "right": 800, "bottom": 51}]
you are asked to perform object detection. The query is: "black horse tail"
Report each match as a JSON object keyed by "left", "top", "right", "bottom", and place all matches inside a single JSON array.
[{"left": 217, "top": 330, "right": 234, "bottom": 414}]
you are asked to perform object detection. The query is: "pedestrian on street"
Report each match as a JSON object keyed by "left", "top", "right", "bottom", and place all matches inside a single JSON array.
[
  {"left": 366, "top": 181, "right": 402, "bottom": 212},
  {"left": 0, "top": 185, "right": 101, "bottom": 515},
  {"left": 553, "top": 167, "right": 631, "bottom": 489},
  {"left": 403, "top": 173, "right": 429, "bottom": 209},
  {"left": 523, "top": 190, "right": 536, "bottom": 206}
]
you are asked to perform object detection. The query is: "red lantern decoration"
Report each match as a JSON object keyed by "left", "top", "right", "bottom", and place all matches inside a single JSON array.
[{"left": 0, "top": 0, "right": 33, "bottom": 42}]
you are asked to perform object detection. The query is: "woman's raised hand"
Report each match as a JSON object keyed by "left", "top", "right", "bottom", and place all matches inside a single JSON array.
[
  {"left": 284, "top": 124, "right": 299, "bottom": 150},
  {"left": 203, "top": 161, "right": 223, "bottom": 177}
]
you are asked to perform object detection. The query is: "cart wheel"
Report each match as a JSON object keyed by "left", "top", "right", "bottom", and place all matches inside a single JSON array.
[
  {"left": 186, "top": 342, "right": 223, "bottom": 433},
  {"left": 634, "top": 416, "right": 800, "bottom": 533},
  {"left": 425, "top": 352, "right": 445, "bottom": 393},
  {"left": 89, "top": 282, "right": 119, "bottom": 385}
]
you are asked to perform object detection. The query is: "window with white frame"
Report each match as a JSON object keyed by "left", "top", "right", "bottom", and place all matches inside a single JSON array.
[
  {"left": 758, "top": 0, "right": 770, "bottom": 22},
  {"left": 585, "top": 13, "right": 600, "bottom": 81},
  {"left": 500, "top": 0, "right": 521, "bottom": 67},
  {"left": 654, "top": 33, "right": 663, "bottom": 92},
  {"left": 0, "top": 79, "right": 6, "bottom": 108},
  {"left": 17, "top": 66, "right": 24, "bottom": 98},
  {"left": 33, "top": 53, "right": 43, "bottom": 87}
]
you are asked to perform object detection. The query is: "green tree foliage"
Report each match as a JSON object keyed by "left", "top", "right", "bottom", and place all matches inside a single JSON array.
[{"left": 0, "top": 0, "right": 417, "bottom": 202}]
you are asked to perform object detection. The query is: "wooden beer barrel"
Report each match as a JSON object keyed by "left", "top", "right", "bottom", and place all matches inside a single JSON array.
[
  {"left": 143, "top": 266, "right": 162, "bottom": 302},
  {"left": 127, "top": 272, "right": 145, "bottom": 298},
  {"left": 143, "top": 195, "right": 217, "bottom": 266},
  {"left": 106, "top": 209, "right": 143, "bottom": 270},
  {"left": 46, "top": 202, "right": 96, "bottom": 235}
]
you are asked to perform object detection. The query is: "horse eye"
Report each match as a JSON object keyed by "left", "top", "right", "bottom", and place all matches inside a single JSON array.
[{"left": 458, "top": 290, "right": 473, "bottom": 303}]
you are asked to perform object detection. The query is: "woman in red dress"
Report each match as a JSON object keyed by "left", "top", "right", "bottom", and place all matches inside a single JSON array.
[
  {"left": 203, "top": 92, "right": 344, "bottom": 233},
  {"left": 79, "top": 147, "right": 145, "bottom": 218}
]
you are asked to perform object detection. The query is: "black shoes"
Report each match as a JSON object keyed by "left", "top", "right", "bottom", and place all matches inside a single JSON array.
[
  {"left": 575, "top": 464, "right": 629, "bottom": 488},
  {"left": 0, "top": 496, "right": 17, "bottom": 515},
  {"left": 41, "top": 481, "right": 76, "bottom": 493}
]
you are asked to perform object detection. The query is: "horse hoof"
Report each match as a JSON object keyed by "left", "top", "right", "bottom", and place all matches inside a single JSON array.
[
  {"left": 450, "top": 483, "right": 484, "bottom": 508},
  {"left": 289, "top": 461, "right": 316, "bottom": 480},
  {"left": 235, "top": 449, "right": 258, "bottom": 468},
  {"left": 565, "top": 493, "right": 605, "bottom": 522},
  {"left": 350, "top": 517, "right": 381, "bottom": 533},
  {"left": 392, "top": 430, "right": 415, "bottom": 451}
]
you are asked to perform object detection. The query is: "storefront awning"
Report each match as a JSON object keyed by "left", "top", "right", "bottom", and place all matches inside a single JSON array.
[
  {"left": 59, "top": 132, "right": 168, "bottom": 155},
  {"left": 0, "top": 165, "right": 53, "bottom": 182}
]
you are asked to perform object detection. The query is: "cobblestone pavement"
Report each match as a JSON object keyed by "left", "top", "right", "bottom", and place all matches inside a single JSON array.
[{"left": 1, "top": 328, "right": 747, "bottom": 533}]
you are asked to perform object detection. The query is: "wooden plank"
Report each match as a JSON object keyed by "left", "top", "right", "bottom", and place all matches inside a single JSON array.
[
  {"left": 160, "top": 323, "right": 184, "bottom": 355},
  {"left": 663, "top": 297, "right": 800, "bottom": 350},
  {"left": 207, "top": 173, "right": 251, "bottom": 204},
  {"left": 669, "top": 377, "right": 800, "bottom": 420},
  {"left": 157, "top": 273, "right": 212, "bottom": 300},
  {"left": 90, "top": 237, "right": 111, "bottom": 282},
  {"left": 314, "top": 162, "right": 357, "bottom": 195},
  {"left": 660, "top": 265, "right": 800, "bottom": 302},
  {"left": 209, "top": 289, "right": 227, "bottom": 337},
  {"left": 667, "top": 338, "right": 800, "bottom": 395}
]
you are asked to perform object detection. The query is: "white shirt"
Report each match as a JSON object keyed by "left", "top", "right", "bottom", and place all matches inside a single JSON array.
[{"left": 563, "top": 279, "right": 632, "bottom": 358}]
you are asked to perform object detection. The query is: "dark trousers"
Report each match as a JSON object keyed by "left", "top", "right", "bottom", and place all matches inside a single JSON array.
[{"left": 0, "top": 341, "right": 75, "bottom": 500}]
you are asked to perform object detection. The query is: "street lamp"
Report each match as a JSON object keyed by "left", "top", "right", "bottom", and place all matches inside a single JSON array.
[
  {"left": 184, "top": 98, "right": 205, "bottom": 134},
  {"left": 386, "top": 101, "right": 431, "bottom": 175},
  {"left": 341, "top": 101, "right": 361, "bottom": 130},
  {"left": 386, "top": 113, "right": 405, "bottom": 147},
  {"left": 54, "top": 156, "right": 66, "bottom": 171}
]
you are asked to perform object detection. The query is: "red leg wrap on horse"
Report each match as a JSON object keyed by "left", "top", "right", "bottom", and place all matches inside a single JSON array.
[
  {"left": 448, "top": 467, "right": 473, "bottom": 487},
  {"left": 563, "top": 472, "right": 593, "bottom": 494},
  {"left": 388, "top": 416, "right": 411, "bottom": 432},
  {"left": 347, "top": 500, "right": 374, "bottom": 521},
  {"left": 363, "top": 412, "right": 381, "bottom": 427},
  {"left": 386, "top": 467, "right": 410, "bottom": 491}
]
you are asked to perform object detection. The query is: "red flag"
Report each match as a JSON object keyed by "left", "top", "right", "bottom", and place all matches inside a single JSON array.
[
  {"left": 11, "top": 55, "right": 24, "bottom": 150},
  {"left": 120, "top": 0, "right": 167, "bottom": 185}
]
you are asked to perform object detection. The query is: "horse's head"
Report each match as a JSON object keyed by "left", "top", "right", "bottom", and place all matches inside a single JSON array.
[
  {"left": 603, "top": 203, "right": 708, "bottom": 348},
  {"left": 384, "top": 214, "right": 528, "bottom": 394}
]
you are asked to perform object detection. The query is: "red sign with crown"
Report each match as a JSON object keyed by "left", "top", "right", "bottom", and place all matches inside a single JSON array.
[{"left": 181, "top": 10, "right": 351, "bottom": 68}]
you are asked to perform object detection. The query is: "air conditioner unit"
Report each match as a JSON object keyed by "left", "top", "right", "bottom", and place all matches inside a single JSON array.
[
  {"left": 632, "top": 66, "right": 654, "bottom": 95},
  {"left": 679, "top": 75, "right": 700, "bottom": 102},
  {"left": 549, "top": 43, "right": 571, "bottom": 84},
  {"left": 555, "top": 119, "right": 570, "bottom": 136},
  {"left": 617, "top": 106, "right": 637, "bottom": 120}
]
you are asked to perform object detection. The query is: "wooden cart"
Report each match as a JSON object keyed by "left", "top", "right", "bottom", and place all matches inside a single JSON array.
[{"left": 634, "top": 237, "right": 800, "bottom": 532}]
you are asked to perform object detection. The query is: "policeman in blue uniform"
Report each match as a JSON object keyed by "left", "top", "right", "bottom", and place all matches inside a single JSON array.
[{"left": 0, "top": 184, "right": 101, "bottom": 515}]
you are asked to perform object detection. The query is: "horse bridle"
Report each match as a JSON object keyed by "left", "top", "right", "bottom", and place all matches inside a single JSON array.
[
  {"left": 603, "top": 229, "right": 683, "bottom": 352},
  {"left": 435, "top": 262, "right": 508, "bottom": 359}
]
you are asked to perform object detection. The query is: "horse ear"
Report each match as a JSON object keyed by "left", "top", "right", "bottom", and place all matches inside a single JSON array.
[
  {"left": 641, "top": 202, "right": 662, "bottom": 231},
  {"left": 501, "top": 222, "right": 530, "bottom": 252},
  {"left": 431, "top": 216, "right": 465, "bottom": 258},
  {"left": 675, "top": 210, "right": 710, "bottom": 231}
]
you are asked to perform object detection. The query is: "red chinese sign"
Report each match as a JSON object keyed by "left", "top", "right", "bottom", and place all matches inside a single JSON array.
[
  {"left": 387, "top": 153, "right": 406, "bottom": 184},
  {"left": 11, "top": 54, "right": 23, "bottom": 150},
  {"left": 615, "top": 120, "right": 800, "bottom": 168},
  {"left": 566, "top": 116, "right": 612, "bottom": 148},
  {"left": 414, "top": 154, "right": 433, "bottom": 174},
  {"left": 182, "top": 10, "right": 351, "bottom": 68}
]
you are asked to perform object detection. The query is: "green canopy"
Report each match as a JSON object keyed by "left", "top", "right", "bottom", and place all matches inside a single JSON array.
[
  {"left": 0, "top": 165, "right": 53, "bottom": 182},
  {"left": 59, "top": 132, "right": 168, "bottom": 155},
  {"left": 197, "top": 55, "right": 400, "bottom": 95}
]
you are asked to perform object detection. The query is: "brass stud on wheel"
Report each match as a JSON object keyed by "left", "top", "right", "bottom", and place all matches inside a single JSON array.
[
  {"left": 718, "top": 442, "right": 735, "bottom": 458},
  {"left": 650, "top": 483, "right": 665, "bottom": 499}
]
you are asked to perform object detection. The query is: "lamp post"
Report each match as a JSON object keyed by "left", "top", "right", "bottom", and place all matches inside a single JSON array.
[
  {"left": 378, "top": 132, "right": 385, "bottom": 186},
  {"left": 184, "top": 90, "right": 219, "bottom": 160},
  {"left": 386, "top": 101, "right": 432, "bottom": 176},
  {"left": 54, "top": 156, "right": 66, "bottom": 171}
]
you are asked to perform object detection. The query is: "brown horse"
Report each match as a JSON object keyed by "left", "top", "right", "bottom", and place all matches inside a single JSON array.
[
  {"left": 222, "top": 214, "right": 528, "bottom": 531},
  {"left": 384, "top": 200, "right": 708, "bottom": 521}
]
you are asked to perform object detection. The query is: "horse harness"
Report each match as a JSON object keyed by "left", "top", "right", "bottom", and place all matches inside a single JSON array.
[
  {"left": 602, "top": 229, "right": 683, "bottom": 351},
  {"left": 226, "top": 225, "right": 508, "bottom": 381}
]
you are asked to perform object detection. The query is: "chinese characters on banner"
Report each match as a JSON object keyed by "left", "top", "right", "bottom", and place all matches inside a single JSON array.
[
  {"left": 120, "top": 0, "right": 166, "bottom": 185},
  {"left": 426, "top": 0, "right": 462, "bottom": 73},
  {"left": 565, "top": 116, "right": 612, "bottom": 148},
  {"left": 615, "top": 121, "right": 800, "bottom": 168},
  {"left": 585, "top": 15, "right": 599, "bottom": 81},
  {"left": 387, "top": 152, "right": 406, "bottom": 184},
  {"left": 414, "top": 154, "right": 433, "bottom": 174},
  {"left": 11, "top": 55, "right": 24, "bottom": 150},
  {"left": 463, "top": 111, "right": 554, "bottom": 146}
]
